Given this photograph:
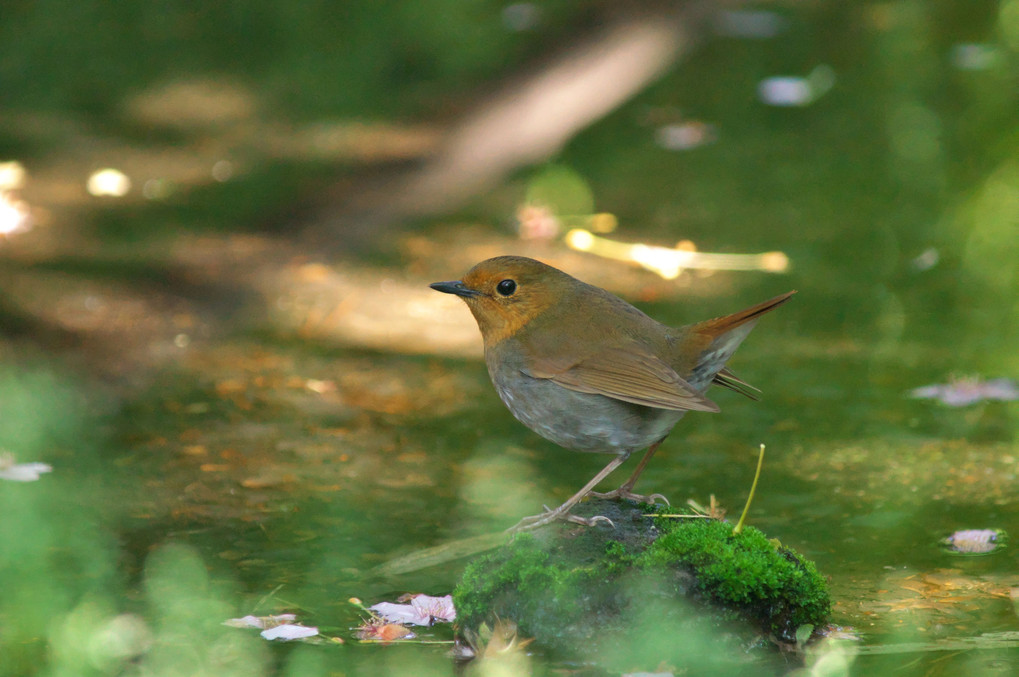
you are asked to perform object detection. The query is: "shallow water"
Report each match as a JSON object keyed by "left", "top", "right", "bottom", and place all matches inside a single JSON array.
[{"left": 2, "top": 1, "right": 1018, "bottom": 675}]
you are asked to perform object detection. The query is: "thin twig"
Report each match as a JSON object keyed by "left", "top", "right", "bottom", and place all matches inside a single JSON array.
[{"left": 734, "top": 444, "right": 766, "bottom": 535}]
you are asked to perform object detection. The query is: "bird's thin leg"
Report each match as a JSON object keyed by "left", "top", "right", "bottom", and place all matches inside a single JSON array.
[
  {"left": 509, "top": 453, "right": 629, "bottom": 532},
  {"left": 589, "top": 440, "right": 670, "bottom": 505}
]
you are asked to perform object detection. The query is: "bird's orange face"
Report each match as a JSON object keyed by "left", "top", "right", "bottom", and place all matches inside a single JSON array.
[{"left": 431, "top": 256, "right": 563, "bottom": 345}]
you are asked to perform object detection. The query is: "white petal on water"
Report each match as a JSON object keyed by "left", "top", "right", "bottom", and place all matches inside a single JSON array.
[
  {"left": 260, "top": 624, "right": 319, "bottom": 640},
  {"left": 223, "top": 613, "right": 297, "bottom": 629},
  {"left": 0, "top": 462, "right": 53, "bottom": 482}
]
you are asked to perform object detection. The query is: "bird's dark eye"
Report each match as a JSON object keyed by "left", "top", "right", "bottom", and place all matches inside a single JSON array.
[{"left": 496, "top": 279, "right": 517, "bottom": 296}]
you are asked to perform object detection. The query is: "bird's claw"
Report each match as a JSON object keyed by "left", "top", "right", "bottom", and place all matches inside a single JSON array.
[
  {"left": 507, "top": 507, "right": 559, "bottom": 532},
  {"left": 589, "top": 487, "right": 671, "bottom": 506},
  {"left": 508, "top": 506, "right": 616, "bottom": 532},
  {"left": 565, "top": 513, "right": 615, "bottom": 528}
]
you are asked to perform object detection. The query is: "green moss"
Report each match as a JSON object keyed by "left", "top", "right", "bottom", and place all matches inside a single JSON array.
[
  {"left": 603, "top": 539, "right": 633, "bottom": 575},
  {"left": 453, "top": 532, "right": 619, "bottom": 643},
  {"left": 640, "top": 517, "right": 830, "bottom": 637},
  {"left": 454, "top": 500, "right": 831, "bottom": 657}
]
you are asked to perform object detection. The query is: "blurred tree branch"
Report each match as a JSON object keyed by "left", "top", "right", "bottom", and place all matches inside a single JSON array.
[{"left": 300, "top": 1, "right": 733, "bottom": 253}]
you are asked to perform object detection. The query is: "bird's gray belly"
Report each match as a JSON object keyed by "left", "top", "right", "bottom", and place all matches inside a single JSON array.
[{"left": 492, "top": 372, "right": 685, "bottom": 455}]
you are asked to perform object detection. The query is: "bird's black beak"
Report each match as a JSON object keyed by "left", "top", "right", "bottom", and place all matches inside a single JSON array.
[{"left": 430, "top": 280, "right": 481, "bottom": 298}]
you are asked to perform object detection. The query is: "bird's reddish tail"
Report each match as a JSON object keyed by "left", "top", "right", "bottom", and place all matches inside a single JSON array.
[
  {"left": 694, "top": 290, "right": 797, "bottom": 336},
  {"left": 680, "top": 290, "right": 796, "bottom": 396}
]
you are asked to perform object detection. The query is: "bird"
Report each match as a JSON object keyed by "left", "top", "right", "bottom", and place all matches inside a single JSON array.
[{"left": 430, "top": 256, "right": 794, "bottom": 531}]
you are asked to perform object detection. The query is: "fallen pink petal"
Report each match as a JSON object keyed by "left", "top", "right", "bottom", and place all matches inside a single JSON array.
[
  {"left": 370, "top": 594, "right": 456, "bottom": 626},
  {"left": 909, "top": 378, "right": 1019, "bottom": 407},
  {"left": 369, "top": 601, "right": 432, "bottom": 626},
  {"left": 942, "top": 529, "right": 1005, "bottom": 554},
  {"left": 410, "top": 593, "right": 456, "bottom": 623}
]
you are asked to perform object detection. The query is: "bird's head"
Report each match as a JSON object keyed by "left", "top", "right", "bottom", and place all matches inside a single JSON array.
[{"left": 430, "top": 256, "right": 573, "bottom": 345}]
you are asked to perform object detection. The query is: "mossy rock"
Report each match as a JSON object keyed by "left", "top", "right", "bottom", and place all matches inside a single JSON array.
[{"left": 454, "top": 499, "right": 830, "bottom": 670}]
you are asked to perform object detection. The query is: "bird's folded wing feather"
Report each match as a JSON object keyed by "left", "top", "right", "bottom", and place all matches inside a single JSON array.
[
  {"left": 712, "top": 367, "right": 761, "bottom": 400},
  {"left": 524, "top": 347, "right": 720, "bottom": 412}
]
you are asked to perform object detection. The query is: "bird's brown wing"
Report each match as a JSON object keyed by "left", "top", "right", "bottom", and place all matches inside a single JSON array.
[{"left": 524, "top": 346, "right": 720, "bottom": 412}]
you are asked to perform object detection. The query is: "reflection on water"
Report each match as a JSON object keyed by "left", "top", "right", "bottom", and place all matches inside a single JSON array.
[{"left": 1, "top": 1, "right": 1018, "bottom": 675}]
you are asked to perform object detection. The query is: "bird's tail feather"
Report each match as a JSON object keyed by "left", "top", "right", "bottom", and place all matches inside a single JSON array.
[{"left": 685, "top": 291, "right": 796, "bottom": 395}]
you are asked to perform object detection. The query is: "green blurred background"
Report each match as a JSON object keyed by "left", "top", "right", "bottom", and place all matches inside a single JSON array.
[{"left": 2, "top": 1, "right": 1018, "bottom": 675}]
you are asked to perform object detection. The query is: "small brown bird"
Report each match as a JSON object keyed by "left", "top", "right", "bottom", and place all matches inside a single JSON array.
[{"left": 431, "top": 256, "right": 794, "bottom": 531}]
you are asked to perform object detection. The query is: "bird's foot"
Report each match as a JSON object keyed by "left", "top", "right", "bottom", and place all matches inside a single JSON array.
[
  {"left": 589, "top": 487, "right": 671, "bottom": 506},
  {"left": 508, "top": 504, "right": 615, "bottom": 532}
]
